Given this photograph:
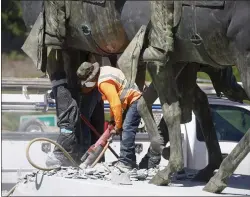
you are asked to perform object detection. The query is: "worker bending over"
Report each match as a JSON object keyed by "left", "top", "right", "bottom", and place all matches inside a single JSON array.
[{"left": 77, "top": 62, "right": 142, "bottom": 171}]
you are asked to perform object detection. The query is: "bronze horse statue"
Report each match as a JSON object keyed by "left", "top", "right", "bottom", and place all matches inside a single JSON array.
[
  {"left": 129, "top": 1, "right": 250, "bottom": 192},
  {"left": 20, "top": 0, "right": 250, "bottom": 193}
]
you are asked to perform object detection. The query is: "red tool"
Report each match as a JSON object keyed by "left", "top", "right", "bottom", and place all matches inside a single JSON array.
[
  {"left": 80, "top": 114, "right": 119, "bottom": 158},
  {"left": 80, "top": 120, "right": 116, "bottom": 169}
]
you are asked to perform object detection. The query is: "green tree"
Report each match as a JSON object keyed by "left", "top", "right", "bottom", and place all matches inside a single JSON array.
[
  {"left": 2, "top": 0, "right": 26, "bottom": 37},
  {"left": 198, "top": 66, "right": 241, "bottom": 82},
  {"left": 232, "top": 66, "right": 241, "bottom": 81}
]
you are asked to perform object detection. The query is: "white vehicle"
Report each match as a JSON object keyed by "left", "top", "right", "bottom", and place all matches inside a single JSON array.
[
  {"left": 2, "top": 78, "right": 250, "bottom": 195},
  {"left": 107, "top": 96, "right": 250, "bottom": 175},
  {"left": 2, "top": 93, "right": 250, "bottom": 195}
]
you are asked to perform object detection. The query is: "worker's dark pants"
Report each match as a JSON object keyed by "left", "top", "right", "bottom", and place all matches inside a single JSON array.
[
  {"left": 53, "top": 84, "right": 104, "bottom": 162},
  {"left": 119, "top": 100, "right": 141, "bottom": 167},
  {"left": 47, "top": 49, "right": 104, "bottom": 165},
  {"left": 52, "top": 82, "right": 79, "bottom": 157},
  {"left": 78, "top": 88, "right": 103, "bottom": 155}
]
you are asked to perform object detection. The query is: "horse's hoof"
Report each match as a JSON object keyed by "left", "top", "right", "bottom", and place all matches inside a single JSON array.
[
  {"left": 203, "top": 178, "right": 227, "bottom": 194},
  {"left": 149, "top": 172, "right": 170, "bottom": 186},
  {"left": 161, "top": 147, "right": 170, "bottom": 161},
  {"left": 193, "top": 166, "right": 215, "bottom": 183}
]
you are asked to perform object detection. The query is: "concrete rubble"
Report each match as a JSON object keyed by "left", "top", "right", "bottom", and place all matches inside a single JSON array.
[
  {"left": 18, "top": 163, "right": 200, "bottom": 187},
  {"left": 44, "top": 163, "right": 161, "bottom": 182},
  {"left": 19, "top": 162, "right": 164, "bottom": 185},
  {"left": 10, "top": 163, "right": 250, "bottom": 196}
]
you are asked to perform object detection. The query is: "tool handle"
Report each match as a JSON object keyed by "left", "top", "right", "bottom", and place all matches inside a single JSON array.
[
  {"left": 90, "top": 136, "right": 114, "bottom": 168},
  {"left": 80, "top": 115, "right": 119, "bottom": 158},
  {"left": 95, "top": 124, "right": 114, "bottom": 147}
]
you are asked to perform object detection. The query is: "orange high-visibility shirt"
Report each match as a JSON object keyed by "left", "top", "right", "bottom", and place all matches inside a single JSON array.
[
  {"left": 98, "top": 66, "right": 141, "bottom": 129},
  {"left": 99, "top": 82, "right": 123, "bottom": 129}
]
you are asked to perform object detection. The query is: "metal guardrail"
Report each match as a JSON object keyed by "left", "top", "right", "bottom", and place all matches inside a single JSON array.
[
  {"left": 2, "top": 77, "right": 243, "bottom": 112},
  {"left": 2, "top": 77, "right": 51, "bottom": 92},
  {"left": 1, "top": 77, "right": 219, "bottom": 97},
  {"left": 197, "top": 78, "right": 243, "bottom": 86},
  {"left": 2, "top": 77, "right": 212, "bottom": 89},
  {"left": 0, "top": 77, "right": 218, "bottom": 112},
  {"left": 2, "top": 77, "right": 242, "bottom": 86},
  {"left": 2, "top": 77, "right": 51, "bottom": 86},
  {"left": 1, "top": 77, "right": 216, "bottom": 92}
]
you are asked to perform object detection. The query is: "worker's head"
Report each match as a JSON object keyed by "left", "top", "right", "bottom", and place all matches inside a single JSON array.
[{"left": 77, "top": 62, "right": 100, "bottom": 90}]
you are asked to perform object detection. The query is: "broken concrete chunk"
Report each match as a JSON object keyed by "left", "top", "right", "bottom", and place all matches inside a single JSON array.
[
  {"left": 77, "top": 175, "right": 87, "bottom": 179},
  {"left": 18, "top": 163, "right": 164, "bottom": 184},
  {"left": 136, "top": 169, "right": 148, "bottom": 180},
  {"left": 64, "top": 174, "right": 73, "bottom": 178},
  {"left": 88, "top": 175, "right": 98, "bottom": 180},
  {"left": 111, "top": 171, "right": 132, "bottom": 185},
  {"left": 67, "top": 168, "right": 78, "bottom": 175},
  {"left": 85, "top": 168, "right": 96, "bottom": 175}
]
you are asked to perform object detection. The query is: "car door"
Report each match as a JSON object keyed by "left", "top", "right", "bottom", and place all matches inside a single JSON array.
[{"left": 196, "top": 104, "right": 250, "bottom": 175}]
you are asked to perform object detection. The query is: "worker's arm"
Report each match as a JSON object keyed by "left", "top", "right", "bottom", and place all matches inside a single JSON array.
[
  {"left": 99, "top": 82, "right": 123, "bottom": 129},
  {"left": 110, "top": 108, "right": 114, "bottom": 120}
]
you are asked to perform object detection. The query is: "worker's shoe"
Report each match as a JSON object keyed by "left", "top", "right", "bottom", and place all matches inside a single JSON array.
[
  {"left": 46, "top": 128, "right": 81, "bottom": 168},
  {"left": 45, "top": 152, "right": 79, "bottom": 168},
  {"left": 114, "top": 161, "right": 133, "bottom": 173}
]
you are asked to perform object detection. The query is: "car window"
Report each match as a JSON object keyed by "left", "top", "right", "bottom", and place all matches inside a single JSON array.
[{"left": 197, "top": 104, "right": 250, "bottom": 142}]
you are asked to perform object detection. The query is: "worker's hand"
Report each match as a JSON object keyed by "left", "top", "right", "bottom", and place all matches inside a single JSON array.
[
  {"left": 110, "top": 126, "right": 122, "bottom": 135},
  {"left": 108, "top": 119, "right": 115, "bottom": 126}
]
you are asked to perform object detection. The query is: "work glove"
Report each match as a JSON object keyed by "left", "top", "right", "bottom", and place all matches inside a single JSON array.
[
  {"left": 108, "top": 118, "right": 122, "bottom": 135},
  {"left": 110, "top": 126, "right": 123, "bottom": 135},
  {"left": 108, "top": 119, "right": 115, "bottom": 126}
]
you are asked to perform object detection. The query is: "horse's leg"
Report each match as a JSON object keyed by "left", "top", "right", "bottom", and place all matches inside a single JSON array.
[
  {"left": 139, "top": 62, "right": 187, "bottom": 169},
  {"left": 202, "top": 66, "right": 249, "bottom": 103},
  {"left": 235, "top": 53, "right": 250, "bottom": 101},
  {"left": 138, "top": 82, "right": 169, "bottom": 169},
  {"left": 146, "top": 61, "right": 183, "bottom": 186},
  {"left": 203, "top": 54, "right": 250, "bottom": 193},
  {"left": 139, "top": 116, "right": 170, "bottom": 169},
  {"left": 203, "top": 128, "right": 250, "bottom": 193},
  {"left": 192, "top": 84, "right": 223, "bottom": 182},
  {"left": 135, "top": 61, "right": 146, "bottom": 91},
  {"left": 137, "top": 82, "right": 165, "bottom": 157}
]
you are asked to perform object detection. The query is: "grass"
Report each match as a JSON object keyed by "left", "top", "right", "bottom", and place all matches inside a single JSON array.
[
  {"left": 7, "top": 51, "right": 26, "bottom": 61},
  {"left": 1, "top": 112, "right": 56, "bottom": 131},
  {"left": 1, "top": 113, "right": 21, "bottom": 131},
  {"left": 197, "top": 66, "right": 241, "bottom": 82},
  {"left": 2, "top": 111, "right": 112, "bottom": 131},
  {"left": 197, "top": 72, "right": 211, "bottom": 80},
  {"left": 145, "top": 70, "right": 152, "bottom": 81},
  {"left": 243, "top": 100, "right": 250, "bottom": 105},
  {"left": 147, "top": 66, "right": 241, "bottom": 82}
]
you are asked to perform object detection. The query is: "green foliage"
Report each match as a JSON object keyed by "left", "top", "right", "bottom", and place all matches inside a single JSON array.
[
  {"left": 146, "top": 66, "right": 241, "bottom": 83},
  {"left": 145, "top": 69, "right": 152, "bottom": 82},
  {"left": 197, "top": 71, "right": 211, "bottom": 80},
  {"left": 197, "top": 66, "right": 241, "bottom": 82},
  {"left": 232, "top": 66, "right": 241, "bottom": 82},
  {"left": 1, "top": 112, "right": 21, "bottom": 131},
  {"left": 244, "top": 100, "right": 250, "bottom": 105},
  {"left": 2, "top": 112, "right": 57, "bottom": 131},
  {"left": 7, "top": 51, "right": 26, "bottom": 60},
  {"left": 2, "top": 1, "right": 26, "bottom": 36}
]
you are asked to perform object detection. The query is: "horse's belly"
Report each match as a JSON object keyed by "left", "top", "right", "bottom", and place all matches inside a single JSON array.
[
  {"left": 176, "top": 6, "right": 234, "bottom": 66},
  {"left": 66, "top": 1, "right": 129, "bottom": 55}
]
